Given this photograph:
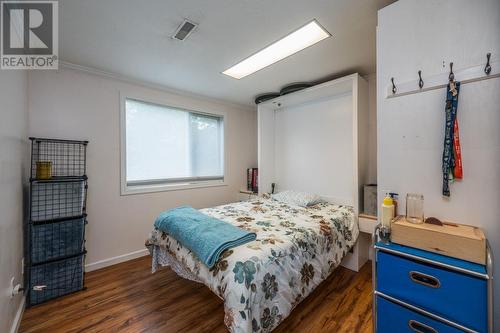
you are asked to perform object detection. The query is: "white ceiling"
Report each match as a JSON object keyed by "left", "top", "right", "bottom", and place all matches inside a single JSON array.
[{"left": 59, "top": 0, "right": 395, "bottom": 107}]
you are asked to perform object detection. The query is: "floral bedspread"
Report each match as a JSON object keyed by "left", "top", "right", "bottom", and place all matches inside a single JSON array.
[{"left": 145, "top": 197, "right": 358, "bottom": 333}]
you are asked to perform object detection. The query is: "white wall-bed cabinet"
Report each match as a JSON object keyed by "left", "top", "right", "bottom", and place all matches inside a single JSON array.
[{"left": 257, "top": 73, "right": 370, "bottom": 271}]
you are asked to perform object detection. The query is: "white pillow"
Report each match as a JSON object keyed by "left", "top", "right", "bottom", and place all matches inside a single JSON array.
[{"left": 271, "top": 190, "right": 322, "bottom": 207}]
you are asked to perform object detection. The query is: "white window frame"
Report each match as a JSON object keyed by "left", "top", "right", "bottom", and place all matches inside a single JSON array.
[{"left": 119, "top": 91, "right": 227, "bottom": 195}]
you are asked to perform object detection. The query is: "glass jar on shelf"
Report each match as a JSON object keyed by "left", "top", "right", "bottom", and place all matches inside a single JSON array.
[{"left": 406, "top": 193, "right": 424, "bottom": 224}]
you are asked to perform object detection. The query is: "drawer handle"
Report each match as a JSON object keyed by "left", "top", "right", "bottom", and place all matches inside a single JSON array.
[
  {"left": 409, "top": 271, "right": 441, "bottom": 288},
  {"left": 408, "top": 319, "right": 438, "bottom": 333}
]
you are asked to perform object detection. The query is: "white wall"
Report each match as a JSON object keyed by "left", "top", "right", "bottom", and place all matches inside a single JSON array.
[
  {"left": 0, "top": 71, "right": 28, "bottom": 333},
  {"left": 28, "top": 67, "right": 257, "bottom": 269},
  {"left": 377, "top": 0, "right": 500, "bottom": 329}
]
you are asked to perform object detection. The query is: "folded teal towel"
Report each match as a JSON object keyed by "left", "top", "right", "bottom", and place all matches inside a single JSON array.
[{"left": 154, "top": 206, "right": 256, "bottom": 268}]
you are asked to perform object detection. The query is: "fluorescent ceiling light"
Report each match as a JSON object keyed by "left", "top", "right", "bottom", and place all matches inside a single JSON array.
[{"left": 222, "top": 20, "right": 330, "bottom": 79}]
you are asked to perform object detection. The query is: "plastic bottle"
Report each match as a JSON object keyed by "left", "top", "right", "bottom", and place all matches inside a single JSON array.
[
  {"left": 389, "top": 192, "right": 399, "bottom": 216},
  {"left": 381, "top": 194, "right": 395, "bottom": 229}
]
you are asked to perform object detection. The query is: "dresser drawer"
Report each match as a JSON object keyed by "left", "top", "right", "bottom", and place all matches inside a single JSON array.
[
  {"left": 376, "top": 296, "right": 463, "bottom": 333},
  {"left": 377, "top": 251, "right": 487, "bottom": 332}
]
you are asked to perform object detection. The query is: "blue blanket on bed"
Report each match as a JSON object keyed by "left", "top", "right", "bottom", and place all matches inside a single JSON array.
[{"left": 154, "top": 206, "right": 256, "bottom": 268}]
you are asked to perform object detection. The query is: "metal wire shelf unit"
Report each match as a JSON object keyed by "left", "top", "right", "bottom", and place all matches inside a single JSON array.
[{"left": 26, "top": 137, "right": 89, "bottom": 306}]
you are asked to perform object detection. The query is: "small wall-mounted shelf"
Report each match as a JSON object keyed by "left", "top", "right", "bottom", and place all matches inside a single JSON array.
[
  {"left": 387, "top": 60, "right": 499, "bottom": 99},
  {"left": 239, "top": 189, "right": 258, "bottom": 201},
  {"left": 239, "top": 189, "right": 258, "bottom": 195},
  {"left": 359, "top": 213, "right": 377, "bottom": 234}
]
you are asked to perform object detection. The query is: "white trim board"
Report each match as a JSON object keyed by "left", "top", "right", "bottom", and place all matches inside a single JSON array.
[
  {"left": 386, "top": 60, "right": 500, "bottom": 98},
  {"left": 85, "top": 249, "right": 149, "bottom": 272},
  {"left": 10, "top": 296, "right": 25, "bottom": 333}
]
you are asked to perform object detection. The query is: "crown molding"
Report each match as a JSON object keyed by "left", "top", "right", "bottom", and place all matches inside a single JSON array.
[{"left": 58, "top": 61, "right": 255, "bottom": 112}]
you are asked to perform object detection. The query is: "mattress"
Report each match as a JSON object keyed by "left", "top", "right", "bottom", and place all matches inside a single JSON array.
[{"left": 146, "top": 197, "right": 358, "bottom": 333}]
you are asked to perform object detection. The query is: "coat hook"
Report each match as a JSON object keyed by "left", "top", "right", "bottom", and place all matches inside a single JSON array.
[
  {"left": 485, "top": 53, "right": 492, "bottom": 75},
  {"left": 448, "top": 62, "right": 454, "bottom": 81},
  {"left": 418, "top": 70, "right": 424, "bottom": 89},
  {"left": 391, "top": 77, "right": 396, "bottom": 94}
]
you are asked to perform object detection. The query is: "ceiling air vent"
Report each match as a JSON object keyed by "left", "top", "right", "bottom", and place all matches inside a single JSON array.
[{"left": 172, "top": 19, "right": 198, "bottom": 41}]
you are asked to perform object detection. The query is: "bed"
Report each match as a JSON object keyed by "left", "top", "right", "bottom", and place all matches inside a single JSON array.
[{"left": 146, "top": 196, "right": 358, "bottom": 333}]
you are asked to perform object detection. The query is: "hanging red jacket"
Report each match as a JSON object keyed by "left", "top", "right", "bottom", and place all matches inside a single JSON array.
[{"left": 453, "top": 118, "right": 463, "bottom": 179}]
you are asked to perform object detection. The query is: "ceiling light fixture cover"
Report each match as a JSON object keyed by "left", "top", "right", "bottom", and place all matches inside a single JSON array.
[{"left": 222, "top": 20, "right": 330, "bottom": 79}]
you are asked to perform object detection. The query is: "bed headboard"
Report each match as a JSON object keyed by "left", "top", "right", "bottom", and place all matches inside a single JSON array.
[{"left": 257, "top": 74, "right": 368, "bottom": 214}]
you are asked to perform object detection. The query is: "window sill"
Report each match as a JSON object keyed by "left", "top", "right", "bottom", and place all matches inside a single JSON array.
[{"left": 121, "top": 180, "right": 227, "bottom": 196}]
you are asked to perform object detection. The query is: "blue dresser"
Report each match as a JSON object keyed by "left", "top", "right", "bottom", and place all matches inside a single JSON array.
[{"left": 373, "top": 226, "right": 493, "bottom": 333}]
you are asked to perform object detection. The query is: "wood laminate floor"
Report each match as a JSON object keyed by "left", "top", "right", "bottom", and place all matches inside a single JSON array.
[{"left": 20, "top": 256, "right": 373, "bottom": 333}]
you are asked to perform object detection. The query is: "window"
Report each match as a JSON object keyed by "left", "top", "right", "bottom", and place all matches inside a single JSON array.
[{"left": 121, "top": 97, "right": 225, "bottom": 194}]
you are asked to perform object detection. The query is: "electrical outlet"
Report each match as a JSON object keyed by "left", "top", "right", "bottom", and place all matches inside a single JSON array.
[{"left": 9, "top": 277, "right": 23, "bottom": 298}]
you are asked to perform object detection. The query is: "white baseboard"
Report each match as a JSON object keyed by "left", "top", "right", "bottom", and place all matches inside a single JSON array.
[
  {"left": 85, "top": 249, "right": 149, "bottom": 272},
  {"left": 10, "top": 296, "right": 25, "bottom": 333}
]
